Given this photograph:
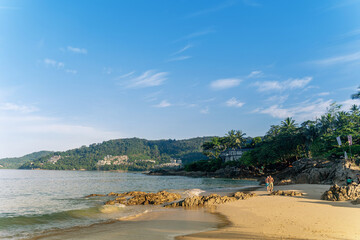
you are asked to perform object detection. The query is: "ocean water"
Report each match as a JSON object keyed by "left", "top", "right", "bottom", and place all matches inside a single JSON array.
[{"left": 0, "top": 169, "right": 258, "bottom": 239}]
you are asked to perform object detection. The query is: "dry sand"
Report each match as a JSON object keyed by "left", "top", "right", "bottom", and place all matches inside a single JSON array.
[{"left": 178, "top": 184, "right": 360, "bottom": 240}]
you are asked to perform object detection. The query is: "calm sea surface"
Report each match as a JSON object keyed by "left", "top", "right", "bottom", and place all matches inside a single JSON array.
[{"left": 0, "top": 169, "right": 258, "bottom": 239}]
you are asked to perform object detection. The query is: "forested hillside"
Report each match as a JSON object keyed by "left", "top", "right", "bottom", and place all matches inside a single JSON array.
[
  {"left": 19, "top": 137, "right": 212, "bottom": 170},
  {"left": 0, "top": 151, "right": 53, "bottom": 169}
]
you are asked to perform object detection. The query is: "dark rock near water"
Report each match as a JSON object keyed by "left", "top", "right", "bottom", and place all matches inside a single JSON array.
[
  {"left": 85, "top": 193, "right": 106, "bottom": 197},
  {"left": 321, "top": 183, "right": 360, "bottom": 201},
  {"left": 275, "top": 158, "right": 359, "bottom": 185}
]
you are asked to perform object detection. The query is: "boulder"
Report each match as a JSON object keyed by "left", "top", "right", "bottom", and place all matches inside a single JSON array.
[
  {"left": 321, "top": 183, "right": 360, "bottom": 201},
  {"left": 271, "top": 190, "right": 303, "bottom": 196}
]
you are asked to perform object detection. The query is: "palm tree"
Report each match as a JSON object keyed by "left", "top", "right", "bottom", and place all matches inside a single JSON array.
[
  {"left": 281, "top": 117, "right": 297, "bottom": 130},
  {"left": 225, "top": 130, "right": 246, "bottom": 149},
  {"left": 351, "top": 86, "right": 360, "bottom": 99}
]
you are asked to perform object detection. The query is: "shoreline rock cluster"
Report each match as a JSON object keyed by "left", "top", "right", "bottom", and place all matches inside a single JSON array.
[
  {"left": 86, "top": 190, "right": 256, "bottom": 208},
  {"left": 166, "top": 192, "right": 256, "bottom": 208},
  {"left": 103, "top": 191, "right": 181, "bottom": 206},
  {"left": 321, "top": 183, "right": 360, "bottom": 201}
]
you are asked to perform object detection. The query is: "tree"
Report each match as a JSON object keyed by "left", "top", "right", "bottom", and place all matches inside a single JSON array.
[{"left": 351, "top": 86, "right": 360, "bottom": 99}]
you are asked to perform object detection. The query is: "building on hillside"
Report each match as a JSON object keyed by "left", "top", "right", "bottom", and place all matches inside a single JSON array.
[
  {"left": 219, "top": 148, "right": 251, "bottom": 162},
  {"left": 48, "top": 155, "right": 61, "bottom": 164}
]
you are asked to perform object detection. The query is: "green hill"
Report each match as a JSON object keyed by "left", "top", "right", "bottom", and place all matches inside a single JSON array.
[
  {"left": 19, "top": 137, "right": 212, "bottom": 171},
  {"left": 0, "top": 151, "right": 53, "bottom": 169}
]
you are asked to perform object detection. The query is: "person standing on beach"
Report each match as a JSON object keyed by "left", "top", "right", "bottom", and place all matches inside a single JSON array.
[
  {"left": 269, "top": 175, "right": 274, "bottom": 192},
  {"left": 265, "top": 176, "right": 270, "bottom": 192}
]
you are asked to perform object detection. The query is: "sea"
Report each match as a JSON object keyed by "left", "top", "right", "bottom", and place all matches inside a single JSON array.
[{"left": 0, "top": 169, "right": 258, "bottom": 239}]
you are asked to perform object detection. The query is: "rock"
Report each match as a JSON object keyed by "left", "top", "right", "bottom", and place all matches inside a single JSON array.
[
  {"left": 275, "top": 158, "right": 359, "bottom": 185},
  {"left": 85, "top": 193, "right": 106, "bottom": 197},
  {"left": 352, "top": 198, "right": 360, "bottom": 205},
  {"left": 232, "top": 191, "right": 257, "bottom": 199},
  {"left": 271, "top": 190, "right": 303, "bottom": 196},
  {"left": 277, "top": 179, "right": 293, "bottom": 185},
  {"left": 104, "top": 191, "right": 181, "bottom": 206},
  {"left": 321, "top": 183, "right": 360, "bottom": 201},
  {"left": 167, "top": 192, "right": 256, "bottom": 208}
]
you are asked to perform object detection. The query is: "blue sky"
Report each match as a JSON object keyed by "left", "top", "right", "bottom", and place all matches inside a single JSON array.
[{"left": 1, "top": 0, "right": 360, "bottom": 157}]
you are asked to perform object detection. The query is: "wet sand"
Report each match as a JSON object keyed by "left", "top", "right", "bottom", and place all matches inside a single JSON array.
[
  {"left": 34, "top": 208, "right": 224, "bottom": 240},
  {"left": 178, "top": 184, "right": 360, "bottom": 240}
]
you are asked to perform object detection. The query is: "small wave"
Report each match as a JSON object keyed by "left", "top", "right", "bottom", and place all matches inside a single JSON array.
[
  {"left": 99, "top": 204, "right": 126, "bottom": 214},
  {"left": 184, "top": 189, "right": 206, "bottom": 197}
]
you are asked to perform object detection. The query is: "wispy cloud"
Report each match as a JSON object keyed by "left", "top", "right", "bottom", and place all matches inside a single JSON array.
[
  {"left": 153, "top": 100, "right": 171, "bottom": 108},
  {"left": 175, "top": 29, "right": 215, "bottom": 42},
  {"left": 312, "top": 51, "right": 360, "bottom": 66},
  {"left": 125, "top": 70, "right": 168, "bottom": 88},
  {"left": 103, "top": 67, "right": 112, "bottom": 75},
  {"left": 247, "top": 70, "right": 263, "bottom": 78},
  {"left": 254, "top": 99, "right": 334, "bottom": 120},
  {"left": 266, "top": 95, "right": 289, "bottom": 104},
  {"left": 116, "top": 71, "right": 135, "bottom": 79},
  {"left": 187, "top": 1, "right": 236, "bottom": 18},
  {"left": 67, "top": 46, "right": 87, "bottom": 54},
  {"left": 167, "top": 56, "right": 192, "bottom": 62},
  {"left": 0, "top": 102, "right": 38, "bottom": 113},
  {"left": 172, "top": 44, "right": 193, "bottom": 55},
  {"left": 210, "top": 78, "right": 242, "bottom": 90},
  {"left": 317, "top": 92, "right": 330, "bottom": 96},
  {"left": 65, "top": 69, "right": 77, "bottom": 74},
  {"left": 226, "top": 98, "right": 245, "bottom": 108},
  {"left": 44, "top": 58, "right": 64, "bottom": 68},
  {"left": 200, "top": 107, "right": 209, "bottom": 114},
  {"left": 254, "top": 76, "right": 312, "bottom": 92}
]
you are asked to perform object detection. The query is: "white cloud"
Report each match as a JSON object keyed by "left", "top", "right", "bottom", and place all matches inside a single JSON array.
[
  {"left": 200, "top": 107, "right": 209, "bottom": 114},
  {"left": 254, "top": 76, "right": 312, "bottom": 92},
  {"left": 172, "top": 44, "right": 193, "bottom": 55},
  {"left": 247, "top": 70, "right": 263, "bottom": 78},
  {"left": 317, "top": 92, "right": 330, "bottom": 96},
  {"left": 255, "top": 99, "right": 333, "bottom": 121},
  {"left": 167, "top": 56, "right": 192, "bottom": 62},
  {"left": 0, "top": 107, "right": 120, "bottom": 158},
  {"left": 266, "top": 95, "right": 288, "bottom": 103},
  {"left": 0, "top": 102, "right": 38, "bottom": 113},
  {"left": 312, "top": 51, "right": 360, "bottom": 65},
  {"left": 65, "top": 69, "right": 77, "bottom": 74},
  {"left": 67, "top": 46, "right": 87, "bottom": 54},
  {"left": 125, "top": 70, "right": 168, "bottom": 88},
  {"left": 153, "top": 100, "right": 171, "bottom": 108},
  {"left": 226, "top": 98, "right": 245, "bottom": 108},
  {"left": 44, "top": 58, "right": 64, "bottom": 68},
  {"left": 340, "top": 99, "right": 360, "bottom": 111},
  {"left": 116, "top": 71, "right": 135, "bottom": 79},
  {"left": 210, "top": 78, "right": 242, "bottom": 90}
]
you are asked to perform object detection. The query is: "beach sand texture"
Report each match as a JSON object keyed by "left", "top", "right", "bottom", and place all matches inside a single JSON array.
[{"left": 178, "top": 184, "right": 360, "bottom": 240}]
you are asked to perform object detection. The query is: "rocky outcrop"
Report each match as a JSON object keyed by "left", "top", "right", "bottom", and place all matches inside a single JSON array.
[
  {"left": 321, "top": 183, "right": 360, "bottom": 201},
  {"left": 271, "top": 190, "right": 303, "bottom": 196},
  {"left": 166, "top": 192, "right": 256, "bottom": 208},
  {"left": 104, "top": 191, "right": 181, "bottom": 206},
  {"left": 275, "top": 158, "right": 359, "bottom": 185}
]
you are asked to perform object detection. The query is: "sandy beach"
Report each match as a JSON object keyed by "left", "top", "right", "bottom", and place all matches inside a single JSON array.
[{"left": 178, "top": 184, "right": 360, "bottom": 240}]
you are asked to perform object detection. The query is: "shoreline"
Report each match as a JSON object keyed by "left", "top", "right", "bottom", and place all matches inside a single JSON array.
[
  {"left": 178, "top": 184, "right": 360, "bottom": 240},
  {"left": 24, "top": 184, "right": 360, "bottom": 240}
]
